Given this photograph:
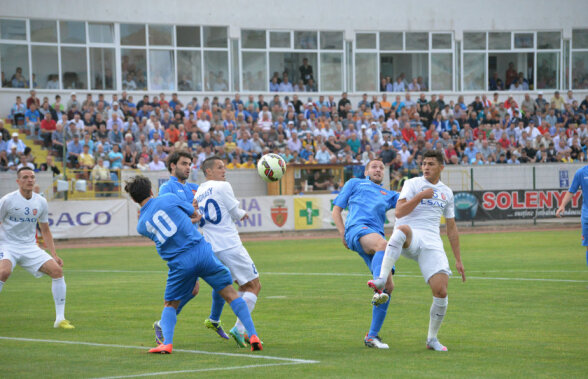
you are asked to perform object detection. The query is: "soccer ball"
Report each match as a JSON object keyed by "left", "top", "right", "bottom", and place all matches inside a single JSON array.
[{"left": 257, "top": 153, "right": 286, "bottom": 182}]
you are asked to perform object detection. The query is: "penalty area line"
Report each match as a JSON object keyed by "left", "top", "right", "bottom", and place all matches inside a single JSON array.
[{"left": 0, "top": 336, "right": 319, "bottom": 364}]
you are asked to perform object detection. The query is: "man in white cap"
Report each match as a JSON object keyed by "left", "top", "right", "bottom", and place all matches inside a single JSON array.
[{"left": 6, "top": 132, "right": 25, "bottom": 154}]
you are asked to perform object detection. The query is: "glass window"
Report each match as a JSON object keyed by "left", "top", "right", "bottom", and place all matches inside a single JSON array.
[
  {"left": 268, "top": 52, "right": 317, "bottom": 89},
  {"left": 177, "top": 50, "right": 202, "bottom": 91},
  {"left": 514, "top": 33, "right": 534, "bottom": 49},
  {"left": 242, "top": 52, "right": 267, "bottom": 91},
  {"left": 203, "top": 26, "right": 227, "bottom": 48},
  {"left": 488, "top": 32, "right": 510, "bottom": 50},
  {"left": 380, "top": 53, "right": 428, "bottom": 90},
  {"left": 61, "top": 46, "right": 87, "bottom": 89},
  {"left": 121, "top": 49, "right": 147, "bottom": 90},
  {"left": 1, "top": 44, "right": 29, "bottom": 88},
  {"left": 489, "top": 52, "right": 533, "bottom": 90},
  {"left": 431, "top": 53, "right": 452, "bottom": 91},
  {"left": 294, "top": 31, "right": 317, "bottom": 49},
  {"left": 32, "top": 46, "right": 59, "bottom": 89},
  {"left": 320, "top": 31, "right": 343, "bottom": 50},
  {"left": 572, "top": 29, "right": 588, "bottom": 49},
  {"left": 572, "top": 51, "right": 588, "bottom": 89},
  {"left": 356, "top": 33, "right": 376, "bottom": 49},
  {"left": 231, "top": 39, "right": 239, "bottom": 92},
  {"left": 120, "top": 24, "right": 146, "bottom": 46},
  {"left": 379, "top": 32, "right": 403, "bottom": 50},
  {"left": 463, "top": 53, "right": 486, "bottom": 91},
  {"left": 320, "top": 53, "right": 343, "bottom": 92},
  {"left": 432, "top": 34, "right": 452, "bottom": 50},
  {"left": 0, "top": 19, "right": 26, "bottom": 40},
  {"left": 355, "top": 53, "right": 377, "bottom": 91},
  {"left": 537, "top": 52, "right": 559, "bottom": 89},
  {"left": 90, "top": 48, "right": 116, "bottom": 90},
  {"left": 204, "top": 51, "right": 229, "bottom": 91},
  {"left": 89, "top": 23, "right": 114, "bottom": 43},
  {"left": 149, "top": 25, "right": 173, "bottom": 46},
  {"left": 176, "top": 26, "right": 200, "bottom": 48},
  {"left": 242, "top": 29, "right": 266, "bottom": 49},
  {"left": 149, "top": 50, "right": 175, "bottom": 90},
  {"left": 405, "top": 32, "right": 428, "bottom": 50},
  {"left": 60, "top": 21, "right": 86, "bottom": 44},
  {"left": 464, "top": 32, "right": 486, "bottom": 50},
  {"left": 30, "top": 20, "right": 57, "bottom": 43},
  {"left": 270, "top": 31, "right": 290, "bottom": 48},
  {"left": 537, "top": 32, "right": 561, "bottom": 50}
]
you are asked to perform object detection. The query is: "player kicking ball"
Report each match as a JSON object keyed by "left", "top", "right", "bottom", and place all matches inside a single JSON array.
[
  {"left": 0, "top": 167, "right": 74, "bottom": 329},
  {"left": 368, "top": 150, "right": 466, "bottom": 352},
  {"left": 126, "top": 175, "right": 262, "bottom": 353},
  {"left": 332, "top": 159, "right": 399, "bottom": 349},
  {"left": 195, "top": 157, "right": 262, "bottom": 348}
]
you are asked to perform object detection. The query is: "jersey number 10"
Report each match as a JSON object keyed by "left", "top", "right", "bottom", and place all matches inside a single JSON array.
[
  {"left": 199, "top": 199, "right": 222, "bottom": 227},
  {"left": 145, "top": 210, "right": 178, "bottom": 243}
]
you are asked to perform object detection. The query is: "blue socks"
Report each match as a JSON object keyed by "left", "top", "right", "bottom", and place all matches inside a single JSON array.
[
  {"left": 160, "top": 306, "right": 177, "bottom": 345},
  {"left": 369, "top": 296, "right": 390, "bottom": 337},
  {"left": 371, "top": 250, "right": 385, "bottom": 279},
  {"left": 230, "top": 297, "right": 256, "bottom": 337},
  {"left": 209, "top": 289, "right": 226, "bottom": 321}
]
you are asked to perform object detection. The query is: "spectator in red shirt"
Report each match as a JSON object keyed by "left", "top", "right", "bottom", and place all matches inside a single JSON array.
[
  {"left": 40, "top": 112, "right": 56, "bottom": 148},
  {"left": 401, "top": 122, "right": 416, "bottom": 143}
]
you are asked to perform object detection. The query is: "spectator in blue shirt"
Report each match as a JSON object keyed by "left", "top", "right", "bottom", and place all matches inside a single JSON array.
[
  {"left": 67, "top": 134, "right": 83, "bottom": 166},
  {"left": 25, "top": 103, "right": 41, "bottom": 138},
  {"left": 108, "top": 143, "right": 124, "bottom": 169}
]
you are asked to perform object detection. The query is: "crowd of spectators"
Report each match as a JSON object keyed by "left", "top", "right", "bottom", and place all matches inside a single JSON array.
[{"left": 2, "top": 87, "right": 588, "bottom": 185}]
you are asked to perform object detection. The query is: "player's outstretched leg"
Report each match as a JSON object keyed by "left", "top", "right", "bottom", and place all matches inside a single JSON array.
[
  {"left": 204, "top": 289, "right": 229, "bottom": 339},
  {"left": 218, "top": 285, "right": 262, "bottom": 351},
  {"left": 149, "top": 306, "right": 176, "bottom": 354},
  {"left": 369, "top": 227, "right": 408, "bottom": 290}
]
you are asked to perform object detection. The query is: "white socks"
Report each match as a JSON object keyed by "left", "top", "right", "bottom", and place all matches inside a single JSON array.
[
  {"left": 0, "top": 280, "right": 4, "bottom": 293},
  {"left": 235, "top": 292, "right": 258, "bottom": 333},
  {"left": 52, "top": 277, "right": 67, "bottom": 321},
  {"left": 428, "top": 296, "right": 448, "bottom": 340},
  {"left": 379, "top": 229, "right": 406, "bottom": 280}
]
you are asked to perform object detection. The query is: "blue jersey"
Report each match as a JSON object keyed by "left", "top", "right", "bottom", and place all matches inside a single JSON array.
[
  {"left": 569, "top": 165, "right": 588, "bottom": 220},
  {"left": 333, "top": 178, "right": 399, "bottom": 236},
  {"left": 137, "top": 193, "right": 203, "bottom": 261},
  {"left": 159, "top": 176, "right": 199, "bottom": 204}
]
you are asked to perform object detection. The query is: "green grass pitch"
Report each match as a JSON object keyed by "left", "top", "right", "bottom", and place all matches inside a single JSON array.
[{"left": 0, "top": 230, "right": 587, "bottom": 378}]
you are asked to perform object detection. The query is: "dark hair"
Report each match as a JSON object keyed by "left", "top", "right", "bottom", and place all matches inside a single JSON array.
[
  {"left": 17, "top": 166, "right": 34, "bottom": 177},
  {"left": 166, "top": 150, "right": 193, "bottom": 173},
  {"left": 124, "top": 175, "right": 152, "bottom": 204},
  {"left": 423, "top": 150, "right": 444, "bottom": 165},
  {"left": 201, "top": 156, "right": 222, "bottom": 176}
]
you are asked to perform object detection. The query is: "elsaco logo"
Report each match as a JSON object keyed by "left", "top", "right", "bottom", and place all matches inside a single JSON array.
[{"left": 294, "top": 198, "right": 320, "bottom": 230}]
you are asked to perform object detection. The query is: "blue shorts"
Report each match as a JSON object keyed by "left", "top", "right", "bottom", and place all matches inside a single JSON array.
[
  {"left": 164, "top": 242, "right": 232, "bottom": 302},
  {"left": 345, "top": 224, "right": 384, "bottom": 274},
  {"left": 582, "top": 219, "right": 588, "bottom": 247}
]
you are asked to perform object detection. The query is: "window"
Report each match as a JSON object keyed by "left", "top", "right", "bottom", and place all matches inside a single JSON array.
[
  {"left": 537, "top": 32, "right": 561, "bottom": 50},
  {"left": 464, "top": 32, "right": 486, "bottom": 50},
  {"left": 120, "top": 24, "right": 146, "bottom": 46},
  {"left": 379, "top": 32, "right": 402, "bottom": 50},
  {"left": 355, "top": 53, "right": 377, "bottom": 91},
  {"left": 61, "top": 46, "right": 87, "bottom": 89},
  {"left": 320, "top": 53, "right": 343, "bottom": 91},
  {"left": 514, "top": 33, "right": 534, "bottom": 49},
  {"left": 203, "top": 26, "right": 227, "bottom": 48},
  {"left": 356, "top": 33, "right": 376, "bottom": 49},
  {"left": 572, "top": 29, "right": 588, "bottom": 49},
  {"left": 242, "top": 29, "right": 266, "bottom": 49},
  {"left": 1, "top": 44, "right": 29, "bottom": 88},
  {"left": 60, "top": 21, "right": 86, "bottom": 44},
  {"left": 536, "top": 52, "right": 559, "bottom": 89},
  {"left": 204, "top": 51, "right": 229, "bottom": 91},
  {"left": 32, "top": 46, "right": 59, "bottom": 89},
  {"left": 294, "top": 31, "right": 317, "bottom": 49},
  {"left": 242, "top": 52, "right": 267, "bottom": 91},
  {"left": 149, "top": 50, "right": 175, "bottom": 90},
  {"left": 432, "top": 34, "right": 452, "bottom": 50},
  {"left": 431, "top": 53, "right": 452, "bottom": 91},
  {"left": 90, "top": 48, "right": 116, "bottom": 90},
  {"left": 0, "top": 19, "right": 26, "bottom": 40},
  {"left": 488, "top": 32, "right": 510, "bottom": 50},
  {"left": 89, "top": 23, "right": 114, "bottom": 44},
  {"left": 177, "top": 26, "right": 200, "bottom": 48},
  {"left": 270, "top": 31, "right": 290, "bottom": 48},
  {"left": 320, "top": 31, "right": 343, "bottom": 50},
  {"left": 30, "top": 20, "right": 57, "bottom": 43},
  {"left": 463, "top": 53, "right": 486, "bottom": 90},
  {"left": 405, "top": 32, "right": 428, "bottom": 50},
  {"left": 177, "top": 50, "right": 202, "bottom": 91},
  {"left": 572, "top": 52, "right": 588, "bottom": 89},
  {"left": 149, "top": 24, "right": 173, "bottom": 46},
  {"left": 121, "top": 49, "right": 147, "bottom": 90}
]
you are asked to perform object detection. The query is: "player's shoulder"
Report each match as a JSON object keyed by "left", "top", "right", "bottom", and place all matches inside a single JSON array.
[
  {"left": 436, "top": 180, "right": 453, "bottom": 193},
  {"left": 32, "top": 192, "right": 48, "bottom": 205},
  {"left": 1, "top": 190, "right": 19, "bottom": 201}
]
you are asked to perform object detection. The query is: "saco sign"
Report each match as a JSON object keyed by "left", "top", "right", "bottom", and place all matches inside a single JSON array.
[
  {"left": 48, "top": 211, "right": 112, "bottom": 227},
  {"left": 48, "top": 200, "right": 129, "bottom": 239}
]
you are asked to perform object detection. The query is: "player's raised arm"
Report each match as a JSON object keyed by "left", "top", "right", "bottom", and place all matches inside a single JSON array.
[{"left": 445, "top": 218, "right": 465, "bottom": 282}]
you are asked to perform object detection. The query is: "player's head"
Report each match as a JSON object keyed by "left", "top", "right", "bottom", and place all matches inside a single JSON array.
[
  {"left": 365, "top": 159, "right": 385, "bottom": 185},
  {"left": 16, "top": 167, "right": 35, "bottom": 192},
  {"left": 422, "top": 150, "right": 444, "bottom": 183},
  {"left": 166, "top": 150, "right": 192, "bottom": 182},
  {"left": 201, "top": 156, "right": 225, "bottom": 181},
  {"left": 124, "top": 175, "right": 152, "bottom": 204}
]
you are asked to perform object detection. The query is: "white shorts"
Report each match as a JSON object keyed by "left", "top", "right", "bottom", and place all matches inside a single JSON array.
[
  {"left": 0, "top": 244, "right": 53, "bottom": 278},
  {"left": 401, "top": 229, "right": 452, "bottom": 283},
  {"left": 215, "top": 245, "right": 259, "bottom": 286}
]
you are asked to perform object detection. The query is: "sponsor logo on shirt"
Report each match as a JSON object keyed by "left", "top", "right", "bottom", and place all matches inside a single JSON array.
[{"left": 380, "top": 190, "right": 387, "bottom": 195}]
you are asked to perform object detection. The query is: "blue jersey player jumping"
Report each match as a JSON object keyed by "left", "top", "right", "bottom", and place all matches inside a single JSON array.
[
  {"left": 155, "top": 150, "right": 232, "bottom": 342},
  {"left": 126, "top": 175, "right": 263, "bottom": 353},
  {"left": 557, "top": 165, "right": 588, "bottom": 265},
  {"left": 332, "top": 159, "right": 399, "bottom": 349}
]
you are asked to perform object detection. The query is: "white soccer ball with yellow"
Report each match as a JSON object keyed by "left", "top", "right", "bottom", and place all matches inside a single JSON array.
[{"left": 257, "top": 153, "right": 286, "bottom": 182}]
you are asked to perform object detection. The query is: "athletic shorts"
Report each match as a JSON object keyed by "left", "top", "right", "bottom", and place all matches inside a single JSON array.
[
  {"left": 401, "top": 229, "right": 452, "bottom": 283},
  {"left": 165, "top": 241, "right": 232, "bottom": 302},
  {"left": 345, "top": 225, "right": 386, "bottom": 273},
  {"left": 0, "top": 244, "right": 53, "bottom": 278},
  {"left": 215, "top": 245, "right": 259, "bottom": 286},
  {"left": 582, "top": 219, "right": 588, "bottom": 247}
]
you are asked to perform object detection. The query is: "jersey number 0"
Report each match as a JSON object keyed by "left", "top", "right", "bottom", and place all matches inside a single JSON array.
[{"left": 145, "top": 210, "right": 178, "bottom": 243}]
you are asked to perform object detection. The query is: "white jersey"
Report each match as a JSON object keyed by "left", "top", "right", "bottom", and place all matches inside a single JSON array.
[
  {"left": 0, "top": 190, "right": 49, "bottom": 246},
  {"left": 194, "top": 180, "right": 246, "bottom": 252},
  {"left": 396, "top": 176, "right": 455, "bottom": 238}
]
